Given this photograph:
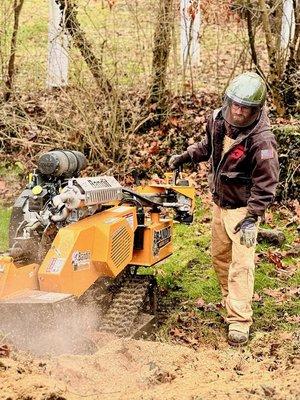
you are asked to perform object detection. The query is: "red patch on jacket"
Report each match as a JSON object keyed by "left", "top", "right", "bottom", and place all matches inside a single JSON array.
[{"left": 230, "top": 145, "right": 245, "bottom": 160}]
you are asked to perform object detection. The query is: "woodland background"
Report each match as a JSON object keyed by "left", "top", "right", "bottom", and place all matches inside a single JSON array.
[
  {"left": 0, "top": 2, "right": 299, "bottom": 399},
  {"left": 0, "top": 0, "right": 298, "bottom": 194}
]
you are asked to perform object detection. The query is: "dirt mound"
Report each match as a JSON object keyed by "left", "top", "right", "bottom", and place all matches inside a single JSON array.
[{"left": 1, "top": 331, "right": 299, "bottom": 400}]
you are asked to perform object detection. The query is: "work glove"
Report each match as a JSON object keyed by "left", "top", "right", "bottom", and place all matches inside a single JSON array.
[
  {"left": 169, "top": 154, "right": 183, "bottom": 170},
  {"left": 168, "top": 152, "right": 190, "bottom": 170},
  {"left": 234, "top": 216, "right": 258, "bottom": 248}
]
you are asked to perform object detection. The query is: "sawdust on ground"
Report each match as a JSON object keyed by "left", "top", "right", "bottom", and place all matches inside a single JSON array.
[{"left": 1, "top": 331, "right": 299, "bottom": 400}]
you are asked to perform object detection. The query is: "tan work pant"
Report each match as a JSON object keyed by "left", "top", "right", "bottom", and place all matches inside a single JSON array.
[{"left": 211, "top": 204, "right": 259, "bottom": 334}]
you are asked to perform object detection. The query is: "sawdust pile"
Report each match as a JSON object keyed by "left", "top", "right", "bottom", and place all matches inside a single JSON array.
[{"left": 1, "top": 332, "right": 299, "bottom": 400}]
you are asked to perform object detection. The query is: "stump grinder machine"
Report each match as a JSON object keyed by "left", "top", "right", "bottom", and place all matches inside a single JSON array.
[{"left": 0, "top": 150, "right": 195, "bottom": 353}]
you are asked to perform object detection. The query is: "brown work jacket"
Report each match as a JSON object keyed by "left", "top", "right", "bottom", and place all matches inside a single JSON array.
[{"left": 185, "top": 107, "right": 279, "bottom": 217}]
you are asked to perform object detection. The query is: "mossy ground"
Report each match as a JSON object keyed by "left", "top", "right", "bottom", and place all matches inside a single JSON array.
[
  {"left": 0, "top": 208, "right": 11, "bottom": 252},
  {"left": 153, "top": 200, "right": 300, "bottom": 345}
]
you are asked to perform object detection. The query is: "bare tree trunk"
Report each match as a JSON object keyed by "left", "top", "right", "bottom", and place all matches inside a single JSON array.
[
  {"left": 246, "top": 5, "right": 262, "bottom": 76},
  {"left": 149, "top": 0, "right": 174, "bottom": 109},
  {"left": 281, "top": 0, "right": 300, "bottom": 113},
  {"left": 281, "top": 0, "right": 295, "bottom": 49},
  {"left": 294, "top": 0, "right": 300, "bottom": 63},
  {"left": 4, "top": 0, "right": 24, "bottom": 102},
  {"left": 258, "top": 0, "right": 286, "bottom": 115},
  {"left": 180, "top": 0, "right": 201, "bottom": 66},
  {"left": 243, "top": 0, "right": 299, "bottom": 115},
  {"left": 54, "top": 0, "right": 113, "bottom": 95},
  {"left": 47, "top": 0, "right": 69, "bottom": 88}
]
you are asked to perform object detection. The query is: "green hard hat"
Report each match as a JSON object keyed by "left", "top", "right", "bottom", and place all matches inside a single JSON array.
[{"left": 225, "top": 71, "right": 266, "bottom": 107}]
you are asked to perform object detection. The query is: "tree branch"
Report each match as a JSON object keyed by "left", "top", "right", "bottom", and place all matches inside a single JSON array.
[
  {"left": 4, "top": 0, "right": 25, "bottom": 102},
  {"left": 246, "top": 4, "right": 264, "bottom": 76},
  {"left": 258, "top": 0, "right": 276, "bottom": 68},
  {"left": 149, "top": 0, "right": 174, "bottom": 108},
  {"left": 54, "top": 0, "right": 113, "bottom": 94}
]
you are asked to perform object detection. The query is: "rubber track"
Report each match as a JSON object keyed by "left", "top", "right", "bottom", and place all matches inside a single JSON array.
[{"left": 101, "top": 276, "right": 150, "bottom": 336}]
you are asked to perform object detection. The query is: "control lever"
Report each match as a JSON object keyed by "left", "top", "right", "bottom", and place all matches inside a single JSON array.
[{"left": 172, "top": 166, "right": 183, "bottom": 186}]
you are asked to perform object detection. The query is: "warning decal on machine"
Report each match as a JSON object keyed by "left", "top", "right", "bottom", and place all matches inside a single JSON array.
[
  {"left": 72, "top": 250, "right": 91, "bottom": 271},
  {"left": 46, "top": 258, "right": 65, "bottom": 274},
  {"left": 153, "top": 226, "right": 171, "bottom": 256}
]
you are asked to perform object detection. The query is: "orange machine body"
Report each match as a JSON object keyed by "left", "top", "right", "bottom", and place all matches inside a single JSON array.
[
  {"left": 0, "top": 172, "right": 194, "bottom": 300},
  {"left": 0, "top": 205, "right": 173, "bottom": 299},
  {"left": 0, "top": 257, "right": 39, "bottom": 298},
  {"left": 38, "top": 205, "right": 137, "bottom": 296},
  {"left": 131, "top": 212, "right": 173, "bottom": 266}
]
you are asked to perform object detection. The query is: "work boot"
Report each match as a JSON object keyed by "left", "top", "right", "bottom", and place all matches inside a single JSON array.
[{"left": 228, "top": 330, "right": 249, "bottom": 346}]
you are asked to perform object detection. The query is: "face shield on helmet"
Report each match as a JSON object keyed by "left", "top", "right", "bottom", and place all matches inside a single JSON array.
[
  {"left": 222, "top": 96, "right": 261, "bottom": 128},
  {"left": 222, "top": 72, "right": 266, "bottom": 128}
]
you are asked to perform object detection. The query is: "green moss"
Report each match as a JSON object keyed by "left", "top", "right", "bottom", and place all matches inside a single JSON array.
[
  {"left": 253, "top": 296, "right": 300, "bottom": 332},
  {"left": 0, "top": 161, "right": 25, "bottom": 177},
  {"left": 0, "top": 208, "right": 11, "bottom": 252},
  {"left": 255, "top": 261, "right": 278, "bottom": 291}
]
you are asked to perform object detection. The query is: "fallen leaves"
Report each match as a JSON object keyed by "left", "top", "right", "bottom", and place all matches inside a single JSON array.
[
  {"left": 148, "top": 141, "right": 159, "bottom": 155},
  {"left": 291, "top": 199, "right": 300, "bottom": 220},
  {"left": 195, "top": 297, "right": 205, "bottom": 309},
  {"left": 261, "top": 384, "right": 276, "bottom": 397},
  {"left": 283, "top": 244, "right": 300, "bottom": 257},
  {"left": 169, "top": 325, "right": 200, "bottom": 348},
  {"left": 168, "top": 309, "right": 225, "bottom": 349},
  {"left": 285, "top": 315, "right": 300, "bottom": 324},
  {"left": 0, "top": 177, "right": 23, "bottom": 205},
  {"left": 194, "top": 298, "right": 220, "bottom": 312},
  {"left": 263, "top": 287, "right": 300, "bottom": 303},
  {"left": 261, "top": 249, "right": 299, "bottom": 279},
  {"left": 168, "top": 116, "right": 181, "bottom": 127},
  {"left": 0, "top": 180, "right": 6, "bottom": 191},
  {"left": 194, "top": 115, "right": 206, "bottom": 124},
  {"left": 266, "top": 251, "right": 284, "bottom": 269},
  {"left": 264, "top": 212, "right": 274, "bottom": 225},
  {"left": 253, "top": 292, "right": 262, "bottom": 302},
  {"left": 149, "top": 368, "right": 176, "bottom": 385},
  {"left": 0, "top": 344, "right": 10, "bottom": 358},
  {"left": 275, "top": 263, "right": 298, "bottom": 280}
]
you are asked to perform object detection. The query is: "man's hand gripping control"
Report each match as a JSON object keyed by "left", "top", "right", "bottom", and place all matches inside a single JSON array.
[{"left": 169, "top": 154, "right": 183, "bottom": 170}]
